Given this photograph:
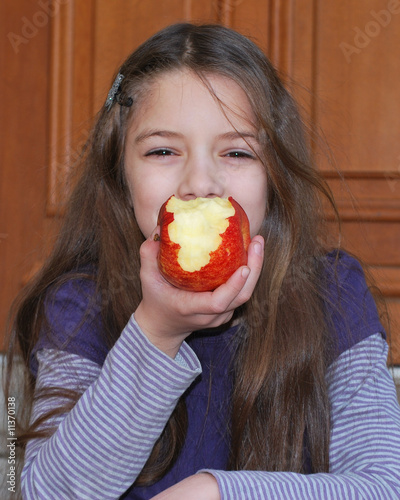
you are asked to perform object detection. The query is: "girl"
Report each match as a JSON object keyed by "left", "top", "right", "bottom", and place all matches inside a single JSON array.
[{"left": 6, "top": 23, "right": 400, "bottom": 499}]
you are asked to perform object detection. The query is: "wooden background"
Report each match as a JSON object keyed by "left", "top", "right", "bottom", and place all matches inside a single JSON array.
[{"left": 1, "top": 0, "right": 399, "bottom": 360}]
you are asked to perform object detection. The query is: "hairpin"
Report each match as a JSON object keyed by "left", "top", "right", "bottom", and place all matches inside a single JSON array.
[
  {"left": 105, "top": 73, "right": 125, "bottom": 111},
  {"left": 116, "top": 92, "right": 133, "bottom": 108}
]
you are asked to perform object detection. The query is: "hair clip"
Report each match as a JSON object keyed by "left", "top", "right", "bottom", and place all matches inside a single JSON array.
[
  {"left": 105, "top": 73, "right": 125, "bottom": 111},
  {"left": 116, "top": 92, "right": 133, "bottom": 108}
]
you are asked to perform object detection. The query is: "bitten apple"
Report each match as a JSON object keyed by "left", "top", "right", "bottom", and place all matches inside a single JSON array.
[{"left": 157, "top": 195, "right": 251, "bottom": 292}]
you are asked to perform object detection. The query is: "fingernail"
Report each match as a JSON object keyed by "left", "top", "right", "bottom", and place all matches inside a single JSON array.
[
  {"left": 254, "top": 241, "right": 263, "bottom": 256},
  {"left": 241, "top": 267, "right": 250, "bottom": 279}
]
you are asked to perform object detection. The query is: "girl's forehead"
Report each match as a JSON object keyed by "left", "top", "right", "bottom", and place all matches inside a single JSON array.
[
  {"left": 147, "top": 69, "right": 243, "bottom": 99},
  {"left": 130, "top": 69, "right": 256, "bottom": 129}
]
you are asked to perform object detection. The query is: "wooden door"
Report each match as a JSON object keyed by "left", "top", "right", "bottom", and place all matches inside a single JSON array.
[
  {"left": 1, "top": 0, "right": 55, "bottom": 348},
  {"left": 1, "top": 0, "right": 399, "bottom": 362}
]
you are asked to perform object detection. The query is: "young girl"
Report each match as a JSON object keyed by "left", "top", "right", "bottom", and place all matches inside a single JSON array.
[{"left": 6, "top": 23, "right": 400, "bottom": 499}]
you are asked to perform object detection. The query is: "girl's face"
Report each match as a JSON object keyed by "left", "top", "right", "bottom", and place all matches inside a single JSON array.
[{"left": 125, "top": 70, "right": 268, "bottom": 239}]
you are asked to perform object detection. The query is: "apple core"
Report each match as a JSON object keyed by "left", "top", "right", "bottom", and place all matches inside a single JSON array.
[{"left": 167, "top": 197, "right": 235, "bottom": 272}]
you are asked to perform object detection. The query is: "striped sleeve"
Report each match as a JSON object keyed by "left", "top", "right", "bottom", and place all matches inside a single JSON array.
[
  {"left": 203, "top": 333, "right": 400, "bottom": 499},
  {"left": 21, "top": 315, "right": 202, "bottom": 500}
]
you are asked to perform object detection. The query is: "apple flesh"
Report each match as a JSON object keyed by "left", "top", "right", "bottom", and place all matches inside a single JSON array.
[{"left": 157, "top": 196, "right": 251, "bottom": 292}]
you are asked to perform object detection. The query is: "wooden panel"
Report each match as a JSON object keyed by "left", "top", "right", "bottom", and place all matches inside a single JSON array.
[
  {"left": 328, "top": 221, "right": 400, "bottom": 267},
  {"left": 388, "top": 299, "right": 400, "bottom": 361},
  {"left": 314, "top": 1, "right": 400, "bottom": 173},
  {"left": 0, "top": 0, "right": 52, "bottom": 346},
  {"left": 223, "top": 0, "right": 271, "bottom": 51},
  {"left": 288, "top": 1, "right": 316, "bottom": 116},
  {"left": 47, "top": 0, "right": 96, "bottom": 215},
  {"left": 370, "top": 267, "right": 400, "bottom": 297},
  {"left": 326, "top": 172, "right": 400, "bottom": 222}
]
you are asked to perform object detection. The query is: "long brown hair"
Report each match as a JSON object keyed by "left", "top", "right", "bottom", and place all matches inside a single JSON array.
[{"left": 5, "top": 23, "right": 338, "bottom": 486}]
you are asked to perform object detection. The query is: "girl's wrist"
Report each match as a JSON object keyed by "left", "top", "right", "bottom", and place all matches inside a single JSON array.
[{"left": 134, "top": 303, "right": 186, "bottom": 358}]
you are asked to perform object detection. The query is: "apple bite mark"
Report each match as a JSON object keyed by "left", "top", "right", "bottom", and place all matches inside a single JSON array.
[
  {"left": 167, "top": 197, "right": 235, "bottom": 272},
  {"left": 157, "top": 195, "right": 251, "bottom": 292}
]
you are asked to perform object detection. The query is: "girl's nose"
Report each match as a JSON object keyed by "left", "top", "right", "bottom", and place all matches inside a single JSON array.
[{"left": 176, "top": 156, "right": 225, "bottom": 200}]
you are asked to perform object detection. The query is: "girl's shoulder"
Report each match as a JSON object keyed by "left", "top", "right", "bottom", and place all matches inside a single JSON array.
[
  {"left": 322, "top": 250, "right": 386, "bottom": 361},
  {"left": 30, "top": 268, "right": 108, "bottom": 376}
]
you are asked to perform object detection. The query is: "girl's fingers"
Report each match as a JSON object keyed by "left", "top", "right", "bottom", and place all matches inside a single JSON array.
[
  {"left": 235, "top": 235, "right": 264, "bottom": 301},
  {"left": 203, "top": 235, "right": 265, "bottom": 315},
  {"left": 203, "top": 265, "right": 251, "bottom": 315}
]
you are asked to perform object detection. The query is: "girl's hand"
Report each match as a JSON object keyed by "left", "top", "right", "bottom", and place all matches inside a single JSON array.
[
  {"left": 134, "top": 229, "right": 264, "bottom": 357},
  {"left": 150, "top": 473, "right": 220, "bottom": 500}
]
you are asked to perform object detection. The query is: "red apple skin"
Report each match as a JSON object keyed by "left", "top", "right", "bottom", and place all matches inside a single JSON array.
[{"left": 157, "top": 196, "right": 251, "bottom": 292}]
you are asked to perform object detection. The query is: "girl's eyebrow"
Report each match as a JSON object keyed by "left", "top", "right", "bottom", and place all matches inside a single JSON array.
[
  {"left": 217, "top": 131, "right": 259, "bottom": 142},
  {"left": 135, "top": 129, "right": 258, "bottom": 144},
  {"left": 134, "top": 130, "right": 183, "bottom": 144}
]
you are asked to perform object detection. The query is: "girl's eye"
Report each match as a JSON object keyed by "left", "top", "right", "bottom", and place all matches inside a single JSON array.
[
  {"left": 224, "top": 151, "right": 255, "bottom": 159},
  {"left": 145, "top": 148, "right": 176, "bottom": 157}
]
